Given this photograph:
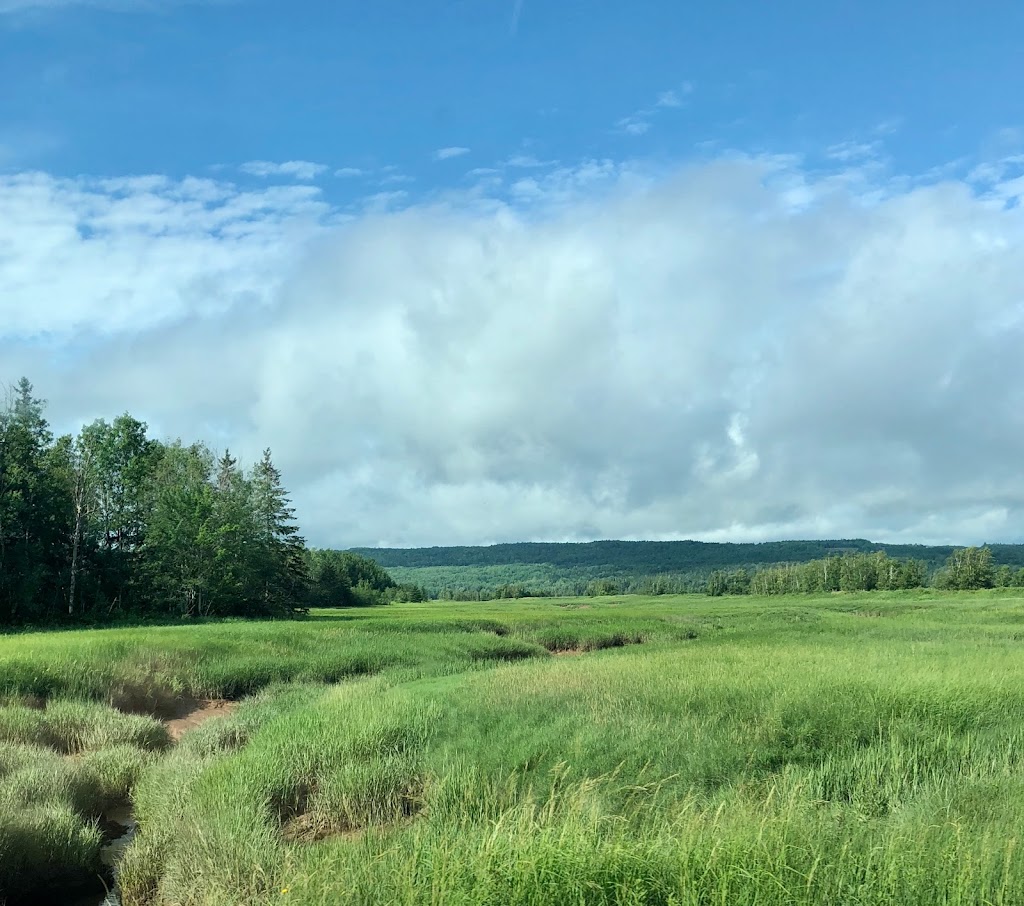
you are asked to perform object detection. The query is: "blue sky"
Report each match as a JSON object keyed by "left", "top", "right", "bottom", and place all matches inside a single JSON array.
[
  {"left": 4, "top": 0, "right": 1021, "bottom": 189},
  {"left": 2, "top": 0, "right": 1024, "bottom": 547}
]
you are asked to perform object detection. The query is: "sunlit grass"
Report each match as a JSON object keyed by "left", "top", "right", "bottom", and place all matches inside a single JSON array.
[
  {"left": 5, "top": 589, "right": 1024, "bottom": 904},
  {"left": 116, "top": 590, "right": 1024, "bottom": 905},
  {"left": 0, "top": 702, "right": 164, "bottom": 901}
]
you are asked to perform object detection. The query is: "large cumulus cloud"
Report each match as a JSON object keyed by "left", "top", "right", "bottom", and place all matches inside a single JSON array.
[{"left": 3, "top": 152, "right": 1024, "bottom": 546}]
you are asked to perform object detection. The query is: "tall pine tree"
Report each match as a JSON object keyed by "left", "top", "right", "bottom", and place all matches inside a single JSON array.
[
  {"left": 250, "top": 449, "right": 309, "bottom": 613},
  {"left": 0, "top": 380, "right": 70, "bottom": 621}
]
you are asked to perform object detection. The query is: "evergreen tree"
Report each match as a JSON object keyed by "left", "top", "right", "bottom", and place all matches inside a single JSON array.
[
  {"left": 250, "top": 449, "right": 309, "bottom": 612},
  {"left": 0, "top": 380, "right": 70, "bottom": 621},
  {"left": 0, "top": 377, "right": 317, "bottom": 625},
  {"left": 209, "top": 450, "right": 262, "bottom": 613}
]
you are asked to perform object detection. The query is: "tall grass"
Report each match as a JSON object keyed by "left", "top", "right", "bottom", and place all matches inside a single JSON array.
[
  {"left": 111, "top": 591, "right": 1024, "bottom": 905},
  {"left": 6, "top": 590, "right": 1024, "bottom": 904},
  {"left": 0, "top": 701, "right": 166, "bottom": 902}
]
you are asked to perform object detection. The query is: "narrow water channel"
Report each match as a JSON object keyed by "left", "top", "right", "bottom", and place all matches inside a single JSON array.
[
  {"left": 55, "top": 701, "right": 236, "bottom": 906},
  {"left": 66, "top": 806, "right": 136, "bottom": 906},
  {"left": 97, "top": 805, "right": 138, "bottom": 905}
]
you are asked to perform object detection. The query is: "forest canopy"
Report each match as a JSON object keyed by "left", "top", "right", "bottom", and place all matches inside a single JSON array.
[{"left": 0, "top": 378, "right": 401, "bottom": 626}]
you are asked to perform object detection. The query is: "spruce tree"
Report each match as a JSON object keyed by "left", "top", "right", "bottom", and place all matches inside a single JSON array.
[{"left": 249, "top": 449, "right": 308, "bottom": 612}]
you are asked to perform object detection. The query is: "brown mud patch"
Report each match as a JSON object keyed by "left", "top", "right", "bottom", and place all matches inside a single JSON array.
[
  {"left": 6, "top": 693, "right": 49, "bottom": 709},
  {"left": 282, "top": 814, "right": 417, "bottom": 845},
  {"left": 281, "top": 812, "right": 367, "bottom": 844},
  {"left": 164, "top": 699, "right": 238, "bottom": 742},
  {"left": 278, "top": 782, "right": 422, "bottom": 845}
]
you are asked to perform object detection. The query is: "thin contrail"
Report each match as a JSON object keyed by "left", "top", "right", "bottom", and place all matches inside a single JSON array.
[{"left": 510, "top": 0, "right": 523, "bottom": 35}]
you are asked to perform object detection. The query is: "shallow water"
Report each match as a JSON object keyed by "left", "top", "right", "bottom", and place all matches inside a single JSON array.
[
  {"left": 66, "top": 808, "right": 135, "bottom": 906},
  {"left": 35, "top": 699, "right": 233, "bottom": 905}
]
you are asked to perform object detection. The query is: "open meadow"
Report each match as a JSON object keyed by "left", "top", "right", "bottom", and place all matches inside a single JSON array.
[{"left": 3, "top": 590, "right": 1024, "bottom": 904}]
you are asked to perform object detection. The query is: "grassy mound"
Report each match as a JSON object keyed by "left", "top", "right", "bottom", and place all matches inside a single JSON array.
[{"left": 0, "top": 702, "right": 165, "bottom": 902}]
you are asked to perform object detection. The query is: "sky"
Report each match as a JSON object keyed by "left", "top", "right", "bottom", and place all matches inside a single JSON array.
[{"left": 2, "top": 0, "right": 1024, "bottom": 548}]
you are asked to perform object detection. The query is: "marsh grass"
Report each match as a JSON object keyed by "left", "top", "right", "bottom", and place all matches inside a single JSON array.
[
  {"left": 0, "top": 802, "right": 105, "bottom": 901},
  {"left": 0, "top": 701, "right": 165, "bottom": 902},
  {"left": 0, "top": 698, "right": 169, "bottom": 753},
  {"left": 7, "top": 590, "right": 1024, "bottom": 904},
  {"left": 0, "top": 619, "right": 554, "bottom": 706}
]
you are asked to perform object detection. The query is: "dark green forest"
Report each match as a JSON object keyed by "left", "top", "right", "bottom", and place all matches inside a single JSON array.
[
  {"left": 0, "top": 379, "right": 413, "bottom": 626},
  {"left": 353, "top": 538, "right": 1024, "bottom": 572},
  {"left": 353, "top": 540, "right": 1024, "bottom": 599}
]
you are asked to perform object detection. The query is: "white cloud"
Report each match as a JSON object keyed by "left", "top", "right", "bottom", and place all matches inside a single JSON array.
[
  {"left": 5, "top": 153, "right": 1024, "bottom": 548},
  {"left": 618, "top": 83, "right": 692, "bottom": 136},
  {"left": 240, "top": 160, "right": 328, "bottom": 180},
  {"left": 825, "top": 140, "right": 882, "bottom": 163},
  {"left": 504, "top": 154, "right": 552, "bottom": 168},
  {"left": 0, "top": 171, "right": 330, "bottom": 338},
  {"left": 617, "top": 118, "right": 651, "bottom": 136},
  {"left": 434, "top": 146, "right": 470, "bottom": 161},
  {"left": 335, "top": 167, "right": 365, "bottom": 178}
]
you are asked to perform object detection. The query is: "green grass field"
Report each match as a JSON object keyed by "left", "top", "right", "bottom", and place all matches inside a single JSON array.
[{"left": 3, "top": 590, "right": 1024, "bottom": 904}]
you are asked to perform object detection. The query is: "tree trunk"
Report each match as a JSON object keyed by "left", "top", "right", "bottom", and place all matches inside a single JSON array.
[{"left": 68, "top": 521, "right": 79, "bottom": 616}]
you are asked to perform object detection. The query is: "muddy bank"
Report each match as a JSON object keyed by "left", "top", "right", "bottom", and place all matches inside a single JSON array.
[
  {"left": 163, "top": 698, "right": 238, "bottom": 741},
  {"left": 58, "top": 699, "right": 239, "bottom": 906}
]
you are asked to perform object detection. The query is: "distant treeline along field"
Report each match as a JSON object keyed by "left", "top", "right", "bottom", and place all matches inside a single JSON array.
[
  {"left": 352, "top": 539, "right": 1024, "bottom": 600},
  {"left": 3, "top": 376, "right": 1022, "bottom": 626}
]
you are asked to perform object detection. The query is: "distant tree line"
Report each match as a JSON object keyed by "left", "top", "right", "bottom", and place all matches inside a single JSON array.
[
  {"left": 702, "top": 547, "right": 1024, "bottom": 596},
  {"left": 380, "top": 549, "right": 1024, "bottom": 601},
  {"left": 305, "top": 549, "right": 427, "bottom": 607},
  {"left": 351, "top": 539, "right": 1024, "bottom": 575},
  {"left": 705, "top": 551, "right": 927, "bottom": 596},
  {"left": 0, "top": 378, "right": 404, "bottom": 626}
]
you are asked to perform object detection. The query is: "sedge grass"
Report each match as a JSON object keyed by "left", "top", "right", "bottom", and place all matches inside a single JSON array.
[
  {"left": 111, "top": 590, "right": 1024, "bottom": 905},
  {"left": 6, "top": 589, "right": 1024, "bottom": 904}
]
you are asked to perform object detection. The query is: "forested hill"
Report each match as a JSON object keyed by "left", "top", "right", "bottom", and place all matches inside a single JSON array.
[{"left": 351, "top": 539, "right": 1024, "bottom": 574}]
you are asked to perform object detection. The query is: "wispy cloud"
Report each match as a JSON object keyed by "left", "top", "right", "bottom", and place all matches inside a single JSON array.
[
  {"left": 379, "top": 167, "right": 414, "bottom": 186},
  {"left": 334, "top": 164, "right": 412, "bottom": 186},
  {"left": 616, "top": 117, "right": 651, "bottom": 136},
  {"left": 510, "top": 0, "right": 523, "bottom": 35},
  {"left": 617, "top": 82, "right": 694, "bottom": 136},
  {"left": 359, "top": 189, "right": 408, "bottom": 212},
  {"left": 873, "top": 117, "right": 903, "bottom": 135},
  {"left": 434, "top": 146, "right": 471, "bottom": 161},
  {"left": 0, "top": 124, "right": 62, "bottom": 166},
  {"left": 824, "top": 140, "right": 882, "bottom": 163},
  {"left": 656, "top": 85, "right": 693, "bottom": 108},
  {"left": 504, "top": 154, "right": 553, "bottom": 169},
  {"left": 240, "top": 160, "right": 328, "bottom": 181}
]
